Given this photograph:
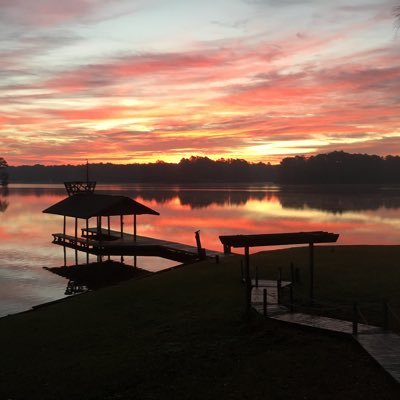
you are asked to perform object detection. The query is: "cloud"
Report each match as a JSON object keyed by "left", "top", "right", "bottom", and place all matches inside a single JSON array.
[
  {"left": 1, "top": 1, "right": 400, "bottom": 165},
  {"left": 0, "top": 0, "right": 107, "bottom": 27}
]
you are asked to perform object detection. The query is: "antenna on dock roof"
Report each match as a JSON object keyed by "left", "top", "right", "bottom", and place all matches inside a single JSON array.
[{"left": 64, "top": 159, "right": 96, "bottom": 196}]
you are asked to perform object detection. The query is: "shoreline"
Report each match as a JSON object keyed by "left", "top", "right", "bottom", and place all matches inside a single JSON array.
[
  {"left": 0, "top": 256, "right": 200, "bottom": 320},
  {"left": 1, "top": 244, "right": 399, "bottom": 399}
]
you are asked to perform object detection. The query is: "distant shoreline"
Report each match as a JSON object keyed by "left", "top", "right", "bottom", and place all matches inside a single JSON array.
[{"left": 5, "top": 151, "right": 400, "bottom": 184}]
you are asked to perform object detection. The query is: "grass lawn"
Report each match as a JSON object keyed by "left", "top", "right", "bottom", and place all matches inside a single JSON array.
[{"left": 0, "top": 245, "right": 399, "bottom": 399}]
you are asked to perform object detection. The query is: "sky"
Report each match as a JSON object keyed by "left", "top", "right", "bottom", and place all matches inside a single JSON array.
[{"left": 1, "top": 0, "right": 400, "bottom": 165}]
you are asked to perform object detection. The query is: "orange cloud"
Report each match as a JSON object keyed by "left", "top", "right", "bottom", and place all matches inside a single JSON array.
[{"left": 2, "top": 29, "right": 400, "bottom": 165}]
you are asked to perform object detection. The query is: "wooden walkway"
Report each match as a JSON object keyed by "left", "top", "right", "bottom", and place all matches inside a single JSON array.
[
  {"left": 357, "top": 333, "right": 400, "bottom": 383},
  {"left": 251, "top": 280, "right": 400, "bottom": 384},
  {"left": 53, "top": 228, "right": 225, "bottom": 263}
]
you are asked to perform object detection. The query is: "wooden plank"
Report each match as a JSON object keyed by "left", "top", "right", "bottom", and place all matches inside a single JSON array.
[
  {"left": 219, "top": 231, "right": 339, "bottom": 248},
  {"left": 52, "top": 228, "right": 226, "bottom": 262},
  {"left": 251, "top": 287, "right": 400, "bottom": 384},
  {"left": 357, "top": 333, "right": 400, "bottom": 382},
  {"left": 82, "top": 228, "right": 225, "bottom": 257}
]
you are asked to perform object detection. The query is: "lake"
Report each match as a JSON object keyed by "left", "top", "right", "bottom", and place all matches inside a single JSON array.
[{"left": 1, "top": 183, "right": 400, "bottom": 317}]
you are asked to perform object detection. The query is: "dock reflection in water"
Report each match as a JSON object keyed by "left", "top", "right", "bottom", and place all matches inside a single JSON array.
[{"left": 45, "top": 260, "right": 152, "bottom": 294}]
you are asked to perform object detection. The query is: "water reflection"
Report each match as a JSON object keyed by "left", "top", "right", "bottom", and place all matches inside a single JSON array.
[
  {"left": 278, "top": 185, "right": 400, "bottom": 214},
  {"left": 0, "top": 187, "right": 9, "bottom": 213},
  {"left": 95, "top": 184, "right": 400, "bottom": 214},
  {"left": 45, "top": 260, "right": 151, "bottom": 294},
  {"left": 6, "top": 184, "right": 400, "bottom": 214}
]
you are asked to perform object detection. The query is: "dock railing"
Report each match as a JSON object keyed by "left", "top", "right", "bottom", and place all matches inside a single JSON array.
[{"left": 246, "top": 262, "right": 400, "bottom": 334}]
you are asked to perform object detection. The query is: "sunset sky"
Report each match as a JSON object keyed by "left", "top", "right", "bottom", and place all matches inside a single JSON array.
[{"left": 1, "top": 0, "right": 400, "bottom": 165}]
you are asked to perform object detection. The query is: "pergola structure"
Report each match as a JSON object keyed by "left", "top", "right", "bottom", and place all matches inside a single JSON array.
[
  {"left": 43, "top": 193, "right": 159, "bottom": 263},
  {"left": 219, "top": 231, "right": 339, "bottom": 310}
]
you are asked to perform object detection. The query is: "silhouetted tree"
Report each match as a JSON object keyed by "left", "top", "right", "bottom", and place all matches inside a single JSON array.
[
  {"left": 278, "top": 151, "right": 395, "bottom": 184},
  {"left": 0, "top": 157, "right": 8, "bottom": 186}
]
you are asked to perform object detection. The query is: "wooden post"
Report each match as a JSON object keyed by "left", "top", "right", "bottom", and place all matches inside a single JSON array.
[
  {"left": 195, "top": 230, "right": 205, "bottom": 259},
  {"left": 223, "top": 244, "right": 231, "bottom": 254},
  {"left": 134, "top": 214, "right": 137, "bottom": 242},
  {"left": 63, "top": 245, "right": 66, "bottom": 267},
  {"left": 289, "top": 284, "right": 294, "bottom": 312},
  {"left": 86, "top": 218, "right": 89, "bottom": 264},
  {"left": 352, "top": 302, "right": 358, "bottom": 335},
  {"left": 295, "top": 268, "right": 300, "bottom": 284},
  {"left": 290, "top": 262, "right": 294, "bottom": 284},
  {"left": 107, "top": 216, "right": 111, "bottom": 236},
  {"left": 244, "top": 246, "right": 251, "bottom": 313},
  {"left": 263, "top": 288, "right": 267, "bottom": 317},
  {"left": 309, "top": 242, "right": 314, "bottom": 305},
  {"left": 98, "top": 216, "right": 103, "bottom": 263},
  {"left": 120, "top": 215, "right": 124, "bottom": 239},
  {"left": 63, "top": 216, "right": 66, "bottom": 236},
  {"left": 255, "top": 265, "right": 258, "bottom": 288},
  {"left": 277, "top": 267, "right": 282, "bottom": 304},
  {"left": 383, "top": 301, "right": 389, "bottom": 331},
  {"left": 277, "top": 279, "right": 282, "bottom": 304},
  {"left": 74, "top": 218, "right": 78, "bottom": 265}
]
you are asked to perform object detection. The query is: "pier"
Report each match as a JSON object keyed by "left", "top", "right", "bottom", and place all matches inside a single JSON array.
[
  {"left": 43, "top": 191, "right": 223, "bottom": 264},
  {"left": 52, "top": 228, "right": 223, "bottom": 263},
  {"left": 251, "top": 280, "right": 400, "bottom": 384}
]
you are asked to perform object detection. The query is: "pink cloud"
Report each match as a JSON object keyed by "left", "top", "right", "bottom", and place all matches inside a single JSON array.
[
  {"left": 0, "top": 0, "right": 99, "bottom": 27},
  {"left": 2, "top": 27, "right": 400, "bottom": 165}
]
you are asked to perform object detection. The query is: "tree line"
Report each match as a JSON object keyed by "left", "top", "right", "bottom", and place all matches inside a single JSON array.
[
  {"left": 6, "top": 157, "right": 277, "bottom": 183},
  {"left": 279, "top": 151, "right": 400, "bottom": 184},
  {"left": 3, "top": 151, "right": 400, "bottom": 184}
]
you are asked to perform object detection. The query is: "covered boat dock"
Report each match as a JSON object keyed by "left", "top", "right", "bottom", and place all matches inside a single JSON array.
[{"left": 43, "top": 193, "right": 216, "bottom": 264}]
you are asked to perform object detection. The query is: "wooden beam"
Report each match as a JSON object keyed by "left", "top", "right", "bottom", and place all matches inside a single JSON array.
[
  {"left": 134, "top": 214, "right": 137, "bottom": 242},
  {"left": 120, "top": 215, "right": 124, "bottom": 239},
  {"left": 220, "top": 231, "right": 339, "bottom": 248}
]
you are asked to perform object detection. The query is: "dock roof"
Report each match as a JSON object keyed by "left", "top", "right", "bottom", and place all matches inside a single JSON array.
[
  {"left": 43, "top": 194, "right": 159, "bottom": 219},
  {"left": 219, "top": 231, "right": 339, "bottom": 248}
]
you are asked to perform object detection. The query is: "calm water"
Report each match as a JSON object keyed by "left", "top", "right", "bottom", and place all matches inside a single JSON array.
[{"left": 1, "top": 183, "right": 400, "bottom": 317}]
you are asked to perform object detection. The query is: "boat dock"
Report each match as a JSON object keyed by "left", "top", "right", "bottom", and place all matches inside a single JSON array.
[
  {"left": 53, "top": 228, "right": 224, "bottom": 263},
  {"left": 43, "top": 191, "right": 224, "bottom": 264}
]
